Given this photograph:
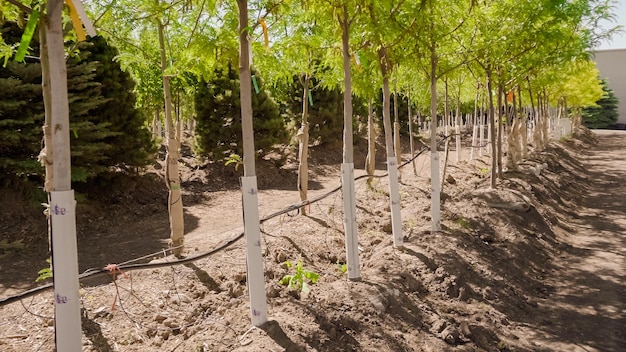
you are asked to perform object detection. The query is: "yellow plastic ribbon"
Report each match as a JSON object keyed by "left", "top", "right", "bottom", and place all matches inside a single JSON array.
[
  {"left": 260, "top": 18, "right": 269, "bottom": 50},
  {"left": 65, "top": 0, "right": 86, "bottom": 41}
]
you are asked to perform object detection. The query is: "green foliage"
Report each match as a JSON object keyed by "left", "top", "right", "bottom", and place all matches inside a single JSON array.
[
  {"left": 279, "top": 260, "right": 320, "bottom": 294},
  {"left": 194, "top": 63, "right": 287, "bottom": 158},
  {"left": 224, "top": 153, "right": 242, "bottom": 170},
  {"left": 454, "top": 217, "right": 471, "bottom": 229},
  {"left": 337, "top": 262, "right": 347, "bottom": 274},
  {"left": 70, "top": 37, "right": 156, "bottom": 176},
  {"left": 279, "top": 76, "right": 367, "bottom": 145},
  {"left": 0, "top": 22, "right": 155, "bottom": 183},
  {"left": 582, "top": 79, "right": 619, "bottom": 129},
  {"left": 0, "top": 238, "right": 25, "bottom": 259},
  {"left": 0, "top": 60, "right": 45, "bottom": 180},
  {"left": 36, "top": 258, "right": 52, "bottom": 282}
]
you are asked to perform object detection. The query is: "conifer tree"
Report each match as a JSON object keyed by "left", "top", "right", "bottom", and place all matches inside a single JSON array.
[
  {"left": 0, "top": 60, "right": 45, "bottom": 182},
  {"left": 194, "top": 63, "right": 286, "bottom": 158},
  {"left": 0, "top": 22, "right": 154, "bottom": 183},
  {"left": 582, "top": 79, "right": 619, "bottom": 129},
  {"left": 79, "top": 36, "right": 155, "bottom": 170},
  {"left": 279, "top": 76, "right": 366, "bottom": 145}
]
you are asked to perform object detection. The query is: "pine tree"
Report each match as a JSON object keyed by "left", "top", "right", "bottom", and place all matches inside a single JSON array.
[
  {"left": 280, "top": 76, "right": 366, "bottom": 145},
  {"left": 0, "top": 61, "right": 45, "bottom": 184},
  {"left": 194, "top": 63, "right": 286, "bottom": 158},
  {"left": 582, "top": 79, "right": 619, "bottom": 129},
  {"left": 72, "top": 37, "right": 155, "bottom": 176},
  {"left": 0, "top": 22, "right": 155, "bottom": 183}
]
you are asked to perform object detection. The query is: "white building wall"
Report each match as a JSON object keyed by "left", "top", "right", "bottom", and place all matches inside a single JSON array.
[{"left": 594, "top": 49, "right": 626, "bottom": 124}]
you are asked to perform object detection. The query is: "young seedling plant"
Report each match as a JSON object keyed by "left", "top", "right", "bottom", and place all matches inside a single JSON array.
[{"left": 279, "top": 260, "right": 320, "bottom": 294}]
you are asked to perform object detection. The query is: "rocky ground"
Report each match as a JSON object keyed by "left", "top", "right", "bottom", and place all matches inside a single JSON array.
[{"left": 0, "top": 128, "right": 624, "bottom": 351}]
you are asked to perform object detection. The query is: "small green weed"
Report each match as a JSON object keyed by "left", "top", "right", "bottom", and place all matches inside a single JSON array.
[
  {"left": 337, "top": 262, "right": 347, "bottom": 274},
  {"left": 454, "top": 217, "right": 471, "bottom": 229},
  {"left": 279, "top": 260, "right": 320, "bottom": 294},
  {"left": 36, "top": 258, "right": 53, "bottom": 282},
  {"left": 225, "top": 153, "right": 243, "bottom": 170},
  {"left": 0, "top": 239, "right": 25, "bottom": 259}
]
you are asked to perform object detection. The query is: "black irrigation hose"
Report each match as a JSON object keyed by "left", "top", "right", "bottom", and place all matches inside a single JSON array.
[{"left": 0, "top": 135, "right": 453, "bottom": 307}]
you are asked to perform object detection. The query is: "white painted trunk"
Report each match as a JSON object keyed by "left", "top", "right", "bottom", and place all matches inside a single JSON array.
[
  {"left": 238, "top": 0, "right": 268, "bottom": 326},
  {"left": 47, "top": 0, "right": 81, "bottom": 349},
  {"left": 394, "top": 120, "right": 401, "bottom": 178},
  {"left": 455, "top": 122, "right": 461, "bottom": 163},
  {"left": 163, "top": 77, "right": 184, "bottom": 255},
  {"left": 470, "top": 124, "right": 478, "bottom": 161},
  {"left": 50, "top": 191, "right": 81, "bottom": 352},
  {"left": 340, "top": 5, "right": 359, "bottom": 280},
  {"left": 387, "top": 157, "right": 403, "bottom": 247},
  {"left": 297, "top": 78, "right": 310, "bottom": 214},
  {"left": 297, "top": 123, "right": 310, "bottom": 212},
  {"left": 479, "top": 122, "right": 484, "bottom": 157},
  {"left": 381, "top": 76, "right": 403, "bottom": 246},
  {"left": 341, "top": 163, "right": 360, "bottom": 279},
  {"left": 429, "top": 49, "right": 441, "bottom": 232},
  {"left": 241, "top": 176, "right": 268, "bottom": 325},
  {"left": 430, "top": 151, "right": 441, "bottom": 230},
  {"left": 365, "top": 99, "right": 376, "bottom": 185}
]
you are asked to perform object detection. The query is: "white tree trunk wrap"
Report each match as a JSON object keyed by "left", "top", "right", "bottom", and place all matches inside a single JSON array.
[
  {"left": 341, "top": 163, "right": 360, "bottom": 280},
  {"left": 431, "top": 151, "right": 441, "bottom": 231},
  {"left": 455, "top": 123, "right": 461, "bottom": 163},
  {"left": 470, "top": 124, "right": 478, "bottom": 160},
  {"left": 479, "top": 122, "right": 485, "bottom": 157},
  {"left": 50, "top": 190, "right": 81, "bottom": 352},
  {"left": 387, "top": 157, "right": 403, "bottom": 247},
  {"left": 297, "top": 123, "right": 310, "bottom": 213},
  {"left": 241, "top": 176, "right": 268, "bottom": 326}
]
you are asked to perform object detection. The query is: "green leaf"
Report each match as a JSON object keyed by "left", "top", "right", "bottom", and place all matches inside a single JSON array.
[
  {"left": 15, "top": 10, "right": 40, "bottom": 63},
  {"left": 305, "top": 270, "right": 320, "bottom": 283},
  {"left": 279, "top": 275, "right": 293, "bottom": 286}
]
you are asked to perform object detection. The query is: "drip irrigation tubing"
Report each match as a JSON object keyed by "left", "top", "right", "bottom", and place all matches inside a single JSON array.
[{"left": 0, "top": 134, "right": 453, "bottom": 307}]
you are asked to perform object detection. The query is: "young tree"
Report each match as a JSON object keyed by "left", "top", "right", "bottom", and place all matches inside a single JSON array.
[
  {"left": 236, "top": 0, "right": 268, "bottom": 327},
  {"left": 582, "top": 79, "right": 619, "bottom": 129}
]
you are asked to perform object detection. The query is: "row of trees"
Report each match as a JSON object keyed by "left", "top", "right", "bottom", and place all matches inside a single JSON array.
[
  {"left": 1, "top": 0, "right": 620, "bottom": 244},
  {"left": 0, "top": 0, "right": 621, "bottom": 333}
]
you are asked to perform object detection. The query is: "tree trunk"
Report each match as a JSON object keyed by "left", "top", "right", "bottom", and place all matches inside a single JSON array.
[
  {"left": 393, "top": 84, "right": 401, "bottom": 176},
  {"left": 46, "top": 1, "right": 82, "bottom": 349},
  {"left": 496, "top": 79, "right": 504, "bottom": 179},
  {"left": 486, "top": 67, "right": 497, "bottom": 188},
  {"left": 297, "top": 75, "right": 310, "bottom": 214},
  {"left": 470, "top": 84, "right": 479, "bottom": 161},
  {"left": 407, "top": 92, "right": 416, "bottom": 175},
  {"left": 339, "top": 4, "right": 360, "bottom": 279},
  {"left": 429, "top": 43, "right": 441, "bottom": 232},
  {"left": 365, "top": 98, "right": 376, "bottom": 186},
  {"left": 518, "top": 84, "right": 527, "bottom": 158},
  {"left": 151, "top": 109, "right": 158, "bottom": 140},
  {"left": 541, "top": 88, "right": 551, "bottom": 149},
  {"left": 157, "top": 19, "right": 184, "bottom": 256},
  {"left": 39, "top": 27, "right": 53, "bottom": 193},
  {"left": 455, "top": 88, "right": 461, "bottom": 163},
  {"left": 527, "top": 77, "right": 537, "bottom": 149},
  {"left": 378, "top": 47, "right": 403, "bottom": 247},
  {"left": 444, "top": 77, "right": 449, "bottom": 135},
  {"left": 237, "top": 0, "right": 268, "bottom": 326},
  {"left": 507, "top": 88, "right": 519, "bottom": 170}
]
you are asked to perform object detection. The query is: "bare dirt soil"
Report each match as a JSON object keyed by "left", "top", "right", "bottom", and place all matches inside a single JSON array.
[{"left": 0, "top": 129, "right": 624, "bottom": 352}]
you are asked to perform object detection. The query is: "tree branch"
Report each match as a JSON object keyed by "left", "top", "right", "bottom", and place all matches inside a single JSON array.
[{"left": 5, "top": 0, "right": 34, "bottom": 14}]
